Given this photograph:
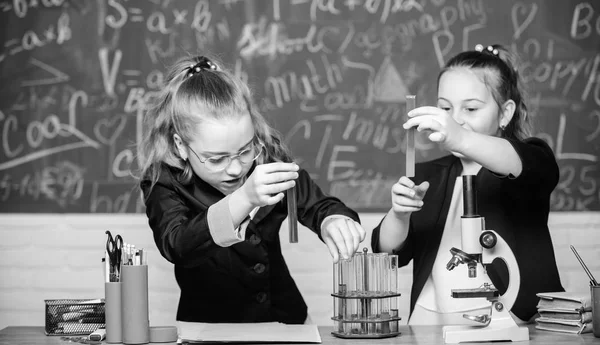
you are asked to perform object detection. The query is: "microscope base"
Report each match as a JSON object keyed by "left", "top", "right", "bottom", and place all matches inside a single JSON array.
[
  {"left": 442, "top": 304, "right": 529, "bottom": 343},
  {"left": 443, "top": 324, "right": 529, "bottom": 343}
]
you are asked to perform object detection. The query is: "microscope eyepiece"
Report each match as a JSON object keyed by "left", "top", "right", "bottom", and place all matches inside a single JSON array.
[{"left": 462, "top": 175, "right": 478, "bottom": 218}]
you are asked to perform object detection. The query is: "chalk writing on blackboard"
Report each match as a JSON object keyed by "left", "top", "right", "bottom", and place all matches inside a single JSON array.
[{"left": 0, "top": 0, "right": 598, "bottom": 213}]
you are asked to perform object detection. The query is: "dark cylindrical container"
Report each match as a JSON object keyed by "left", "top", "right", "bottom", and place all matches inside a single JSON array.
[{"left": 591, "top": 285, "right": 600, "bottom": 338}]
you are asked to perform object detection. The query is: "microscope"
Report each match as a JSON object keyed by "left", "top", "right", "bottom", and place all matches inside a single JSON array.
[{"left": 442, "top": 175, "right": 529, "bottom": 343}]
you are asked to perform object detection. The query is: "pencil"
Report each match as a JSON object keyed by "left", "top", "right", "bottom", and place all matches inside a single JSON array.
[{"left": 570, "top": 245, "right": 598, "bottom": 286}]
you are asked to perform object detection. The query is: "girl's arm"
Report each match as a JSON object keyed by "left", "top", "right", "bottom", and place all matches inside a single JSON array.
[
  {"left": 375, "top": 210, "right": 411, "bottom": 253},
  {"left": 142, "top": 178, "right": 245, "bottom": 267},
  {"left": 371, "top": 212, "right": 415, "bottom": 268},
  {"left": 404, "top": 106, "right": 523, "bottom": 177},
  {"left": 373, "top": 176, "right": 429, "bottom": 254},
  {"left": 457, "top": 130, "right": 522, "bottom": 177},
  {"left": 489, "top": 137, "right": 559, "bottom": 194},
  {"left": 294, "top": 169, "right": 365, "bottom": 261},
  {"left": 295, "top": 169, "right": 360, "bottom": 233}
]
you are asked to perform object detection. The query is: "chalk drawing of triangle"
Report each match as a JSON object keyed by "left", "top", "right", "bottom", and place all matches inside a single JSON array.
[
  {"left": 373, "top": 56, "right": 409, "bottom": 103},
  {"left": 20, "top": 58, "right": 70, "bottom": 87}
]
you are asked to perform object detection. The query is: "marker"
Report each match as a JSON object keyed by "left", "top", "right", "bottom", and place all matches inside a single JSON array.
[
  {"left": 103, "top": 254, "right": 109, "bottom": 283},
  {"left": 405, "top": 95, "right": 416, "bottom": 177}
]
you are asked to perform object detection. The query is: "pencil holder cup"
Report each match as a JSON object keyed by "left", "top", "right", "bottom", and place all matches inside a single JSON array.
[
  {"left": 121, "top": 265, "right": 150, "bottom": 344},
  {"left": 592, "top": 285, "right": 600, "bottom": 338},
  {"left": 104, "top": 282, "right": 122, "bottom": 343}
]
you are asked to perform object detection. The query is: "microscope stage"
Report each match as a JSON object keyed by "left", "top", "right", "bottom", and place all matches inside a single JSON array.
[{"left": 451, "top": 287, "right": 499, "bottom": 298}]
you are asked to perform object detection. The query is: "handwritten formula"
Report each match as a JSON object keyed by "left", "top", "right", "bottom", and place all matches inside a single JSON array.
[{"left": 0, "top": 0, "right": 598, "bottom": 212}]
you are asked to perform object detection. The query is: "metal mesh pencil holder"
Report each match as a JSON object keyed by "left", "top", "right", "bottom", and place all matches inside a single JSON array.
[
  {"left": 44, "top": 299, "right": 105, "bottom": 335},
  {"left": 331, "top": 248, "right": 401, "bottom": 339}
]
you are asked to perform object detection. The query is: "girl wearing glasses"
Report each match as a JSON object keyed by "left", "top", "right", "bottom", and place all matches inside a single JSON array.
[{"left": 137, "top": 55, "right": 366, "bottom": 324}]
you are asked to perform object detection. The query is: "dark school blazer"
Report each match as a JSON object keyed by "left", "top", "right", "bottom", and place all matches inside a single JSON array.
[
  {"left": 372, "top": 137, "right": 564, "bottom": 321},
  {"left": 141, "top": 163, "right": 360, "bottom": 324}
]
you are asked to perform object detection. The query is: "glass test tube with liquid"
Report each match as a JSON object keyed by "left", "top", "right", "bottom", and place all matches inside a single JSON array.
[
  {"left": 287, "top": 186, "right": 298, "bottom": 243},
  {"left": 389, "top": 255, "right": 399, "bottom": 333},
  {"left": 352, "top": 251, "right": 365, "bottom": 334},
  {"left": 378, "top": 253, "right": 390, "bottom": 334},
  {"left": 368, "top": 253, "right": 388, "bottom": 334}
]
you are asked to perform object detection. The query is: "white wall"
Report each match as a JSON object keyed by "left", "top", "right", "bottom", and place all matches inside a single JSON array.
[{"left": 1, "top": 212, "right": 599, "bottom": 330}]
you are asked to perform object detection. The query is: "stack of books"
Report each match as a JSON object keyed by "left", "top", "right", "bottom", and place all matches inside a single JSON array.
[{"left": 535, "top": 291, "right": 593, "bottom": 334}]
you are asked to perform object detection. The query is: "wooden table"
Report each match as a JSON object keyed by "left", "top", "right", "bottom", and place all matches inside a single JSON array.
[{"left": 1, "top": 325, "right": 599, "bottom": 344}]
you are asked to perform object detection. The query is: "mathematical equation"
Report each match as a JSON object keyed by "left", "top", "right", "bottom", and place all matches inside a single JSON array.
[{"left": 0, "top": 0, "right": 598, "bottom": 212}]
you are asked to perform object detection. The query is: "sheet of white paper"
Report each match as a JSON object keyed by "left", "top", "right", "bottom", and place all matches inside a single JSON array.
[{"left": 177, "top": 321, "right": 322, "bottom": 343}]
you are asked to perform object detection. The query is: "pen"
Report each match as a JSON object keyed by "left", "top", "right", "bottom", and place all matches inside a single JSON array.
[
  {"left": 104, "top": 254, "right": 109, "bottom": 283},
  {"left": 58, "top": 311, "right": 99, "bottom": 322},
  {"left": 139, "top": 248, "right": 146, "bottom": 265},
  {"left": 570, "top": 245, "right": 598, "bottom": 286},
  {"left": 52, "top": 300, "right": 104, "bottom": 315},
  {"left": 79, "top": 316, "right": 106, "bottom": 324}
]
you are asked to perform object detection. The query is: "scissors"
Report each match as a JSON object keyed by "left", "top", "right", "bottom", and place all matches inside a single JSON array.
[{"left": 105, "top": 230, "right": 123, "bottom": 282}]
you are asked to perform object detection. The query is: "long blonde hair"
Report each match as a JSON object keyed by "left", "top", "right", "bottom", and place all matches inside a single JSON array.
[{"left": 136, "top": 55, "right": 292, "bottom": 193}]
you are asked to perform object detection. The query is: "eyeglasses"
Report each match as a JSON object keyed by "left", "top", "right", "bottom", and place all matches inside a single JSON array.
[{"left": 187, "top": 141, "right": 264, "bottom": 172}]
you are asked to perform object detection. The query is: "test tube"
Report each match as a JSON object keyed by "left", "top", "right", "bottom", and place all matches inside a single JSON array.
[
  {"left": 378, "top": 253, "right": 390, "bottom": 334},
  {"left": 389, "top": 255, "right": 399, "bottom": 333},
  {"left": 349, "top": 257, "right": 358, "bottom": 335},
  {"left": 333, "top": 261, "right": 339, "bottom": 296},
  {"left": 287, "top": 186, "right": 298, "bottom": 243},
  {"left": 365, "top": 253, "right": 375, "bottom": 334},
  {"left": 361, "top": 249, "right": 370, "bottom": 334},
  {"left": 353, "top": 250, "right": 365, "bottom": 334},
  {"left": 333, "top": 261, "right": 341, "bottom": 332},
  {"left": 354, "top": 251, "right": 365, "bottom": 297},
  {"left": 370, "top": 253, "right": 388, "bottom": 334},
  {"left": 340, "top": 259, "right": 350, "bottom": 328},
  {"left": 337, "top": 284, "right": 346, "bottom": 333},
  {"left": 405, "top": 95, "right": 416, "bottom": 178}
]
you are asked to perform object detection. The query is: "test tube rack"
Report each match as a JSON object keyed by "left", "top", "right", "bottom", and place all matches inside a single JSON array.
[{"left": 331, "top": 248, "right": 401, "bottom": 339}]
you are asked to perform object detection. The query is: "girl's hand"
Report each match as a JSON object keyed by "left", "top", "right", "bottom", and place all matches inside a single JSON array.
[
  {"left": 321, "top": 218, "right": 366, "bottom": 263},
  {"left": 391, "top": 176, "right": 429, "bottom": 219},
  {"left": 404, "top": 106, "right": 467, "bottom": 153},
  {"left": 241, "top": 162, "right": 299, "bottom": 207}
]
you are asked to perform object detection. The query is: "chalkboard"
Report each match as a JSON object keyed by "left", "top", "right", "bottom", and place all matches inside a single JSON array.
[{"left": 0, "top": 0, "right": 599, "bottom": 213}]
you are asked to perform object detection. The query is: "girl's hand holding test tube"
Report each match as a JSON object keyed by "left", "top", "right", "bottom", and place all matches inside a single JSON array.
[
  {"left": 321, "top": 217, "right": 366, "bottom": 263},
  {"left": 403, "top": 106, "right": 468, "bottom": 154},
  {"left": 239, "top": 162, "right": 299, "bottom": 207},
  {"left": 390, "top": 176, "right": 430, "bottom": 219},
  {"left": 238, "top": 161, "right": 365, "bottom": 263}
]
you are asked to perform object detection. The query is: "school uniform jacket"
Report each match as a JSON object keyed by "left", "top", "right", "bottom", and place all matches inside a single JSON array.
[
  {"left": 371, "top": 137, "right": 564, "bottom": 322},
  {"left": 141, "top": 163, "right": 359, "bottom": 324}
]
